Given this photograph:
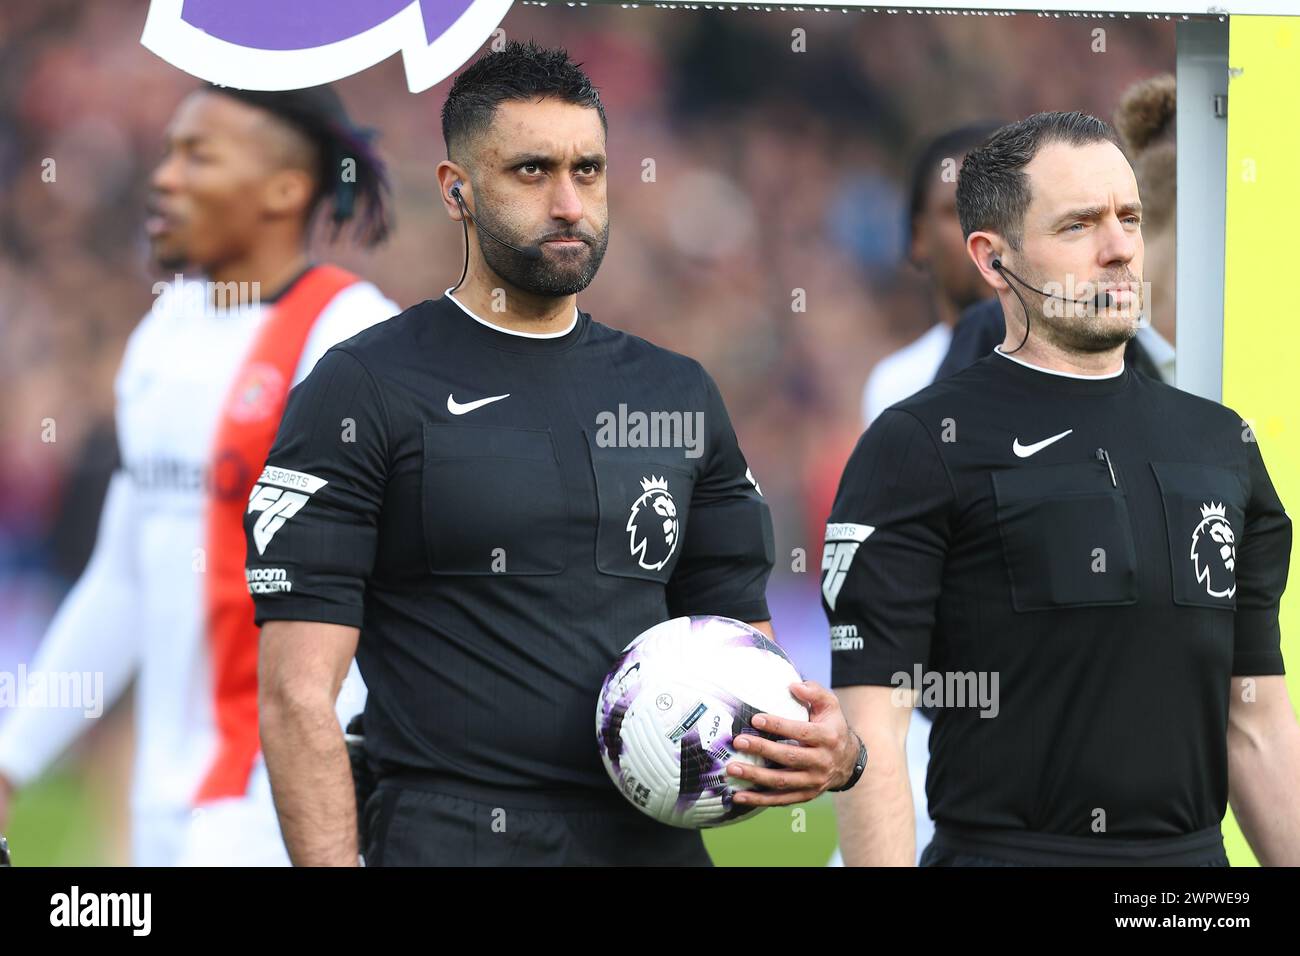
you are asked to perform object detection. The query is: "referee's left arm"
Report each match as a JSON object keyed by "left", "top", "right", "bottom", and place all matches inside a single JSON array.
[
  {"left": 664, "top": 366, "right": 861, "bottom": 804},
  {"left": 1225, "top": 437, "right": 1298, "bottom": 866},
  {"left": 664, "top": 367, "right": 774, "bottom": 627},
  {"left": 1229, "top": 675, "right": 1300, "bottom": 865}
]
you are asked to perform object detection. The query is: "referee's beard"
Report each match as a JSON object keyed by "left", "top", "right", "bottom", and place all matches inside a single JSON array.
[
  {"left": 1010, "top": 258, "right": 1141, "bottom": 355},
  {"left": 472, "top": 202, "right": 609, "bottom": 297}
]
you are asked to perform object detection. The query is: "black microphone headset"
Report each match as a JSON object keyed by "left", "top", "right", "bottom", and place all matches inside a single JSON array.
[
  {"left": 990, "top": 257, "right": 1116, "bottom": 355},
  {"left": 448, "top": 180, "right": 542, "bottom": 293}
]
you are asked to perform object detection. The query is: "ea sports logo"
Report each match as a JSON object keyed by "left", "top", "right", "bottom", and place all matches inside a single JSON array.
[
  {"left": 1190, "top": 501, "right": 1236, "bottom": 599},
  {"left": 627, "top": 475, "right": 678, "bottom": 572}
]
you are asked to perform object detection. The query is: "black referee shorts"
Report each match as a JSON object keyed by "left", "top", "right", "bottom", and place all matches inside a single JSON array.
[
  {"left": 919, "top": 824, "right": 1231, "bottom": 867},
  {"left": 362, "top": 773, "right": 713, "bottom": 866}
]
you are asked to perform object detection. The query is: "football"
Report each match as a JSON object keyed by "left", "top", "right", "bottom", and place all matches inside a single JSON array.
[{"left": 595, "top": 615, "right": 809, "bottom": 828}]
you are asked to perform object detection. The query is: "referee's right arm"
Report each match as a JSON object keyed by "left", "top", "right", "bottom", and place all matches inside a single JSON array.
[
  {"left": 246, "top": 348, "right": 391, "bottom": 866},
  {"left": 835, "top": 686, "right": 919, "bottom": 867},
  {"left": 258, "top": 621, "right": 361, "bottom": 868},
  {"left": 260, "top": 620, "right": 361, "bottom": 865},
  {"left": 822, "top": 410, "right": 955, "bottom": 866}
]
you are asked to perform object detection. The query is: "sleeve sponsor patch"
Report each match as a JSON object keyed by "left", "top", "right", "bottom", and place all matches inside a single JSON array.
[
  {"left": 246, "top": 567, "right": 292, "bottom": 594},
  {"left": 247, "top": 467, "right": 328, "bottom": 556},
  {"left": 830, "top": 624, "right": 863, "bottom": 652},
  {"left": 821, "top": 522, "right": 874, "bottom": 612}
]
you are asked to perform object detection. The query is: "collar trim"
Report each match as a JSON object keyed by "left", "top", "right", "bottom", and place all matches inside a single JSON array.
[
  {"left": 993, "top": 345, "right": 1125, "bottom": 380},
  {"left": 444, "top": 288, "right": 578, "bottom": 339}
]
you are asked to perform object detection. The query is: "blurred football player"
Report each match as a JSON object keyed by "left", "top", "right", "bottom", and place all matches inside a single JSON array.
[
  {"left": 861, "top": 123, "right": 999, "bottom": 428},
  {"left": 0, "top": 84, "right": 397, "bottom": 866}
]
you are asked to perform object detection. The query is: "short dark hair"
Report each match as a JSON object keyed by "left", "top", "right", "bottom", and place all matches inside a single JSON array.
[
  {"left": 906, "top": 121, "right": 1003, "bottom": 252},
  {"left": 956, "top": 111, "right": 1120, "bottom": 251},
  {"left": 441, "top": 40, "right": 606, "bottom": 163},
  {"left": 207, "top": 83, "right": 391, "bottom": 247}
]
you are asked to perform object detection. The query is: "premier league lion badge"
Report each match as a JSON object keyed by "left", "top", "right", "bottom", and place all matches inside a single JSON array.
[
  {"left": 1190, "top": 501, "right": 1237, "bottom": 599},
  {"left": 627, "top": 476, "right": 679, "bottom": 572}
]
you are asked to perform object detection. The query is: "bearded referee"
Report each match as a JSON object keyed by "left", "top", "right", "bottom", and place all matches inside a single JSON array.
[
  {"left": 244, "top": 42, "right": 861, "bottom": 866},
  {"left": 826, "top": 112, "right": 1300, "bottom": 866}
]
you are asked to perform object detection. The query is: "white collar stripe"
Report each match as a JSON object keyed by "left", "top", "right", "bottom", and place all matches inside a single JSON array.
[
  {"left": 444, "top": 288, "right": 579, "bottom": 339},
  {"left": 993, "top": 346, "right": 1125, "bottom": 380}
]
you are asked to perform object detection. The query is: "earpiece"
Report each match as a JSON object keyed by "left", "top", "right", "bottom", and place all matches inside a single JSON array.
[
  {"left": 446, "top": 177, "right": 542, "bottom": 295},
  {"left": 989, "top": 255, "right": 1119, "bottom": 357}
]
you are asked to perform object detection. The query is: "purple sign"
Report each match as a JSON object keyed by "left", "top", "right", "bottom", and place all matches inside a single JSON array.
[{"left": 142, "top": 0, "right": 514, "bottom": 92}]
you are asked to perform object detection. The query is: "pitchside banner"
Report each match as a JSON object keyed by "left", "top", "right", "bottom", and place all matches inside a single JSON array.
[{"left": 140, "top": 0, "right": 1299, "bottom": 93}]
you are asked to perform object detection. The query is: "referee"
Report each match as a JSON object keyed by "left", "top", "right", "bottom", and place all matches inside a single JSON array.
[
  {"left": 826, "top": 112, "right": 1300, "bottom": 866},
  {"left": 246, "top": 42, "right": 860, "bottom": 866}
]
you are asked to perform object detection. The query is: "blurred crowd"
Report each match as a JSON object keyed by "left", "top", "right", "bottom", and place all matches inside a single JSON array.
[{"left": 0, "top": 2, "right": 1173, "bottom": 676}]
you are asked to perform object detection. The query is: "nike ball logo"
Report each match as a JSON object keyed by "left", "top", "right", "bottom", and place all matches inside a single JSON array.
[
  {"left": 447, "top": 393, "right": 511, "bottom": 415},
  {"left": 1012, "top": 429, "right": 1074, "bottom": 458}
]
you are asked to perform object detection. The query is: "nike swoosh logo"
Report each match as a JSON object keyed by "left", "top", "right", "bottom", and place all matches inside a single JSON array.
[
  {"left": 1012, "top": 428, "right": 1074, "bottom": 458},
  {"left": 447, "top": 393, "right": 511, "bottom": 415}
]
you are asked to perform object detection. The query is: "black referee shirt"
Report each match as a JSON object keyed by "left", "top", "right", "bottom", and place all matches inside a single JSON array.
[
  {"left": 245, "top": 292, "right": 774, "bottom": 792},
  {"left": 824, "top": 348, "right": 1290, "bottom": 855}
]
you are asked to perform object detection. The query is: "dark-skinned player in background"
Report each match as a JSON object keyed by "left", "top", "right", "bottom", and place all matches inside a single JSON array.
[{"left": 0, "top": 84, "right": 395, "bottom": 865}]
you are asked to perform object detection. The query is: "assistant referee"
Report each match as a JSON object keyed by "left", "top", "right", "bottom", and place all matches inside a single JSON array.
[
  {"left": 246, "top": 42, "right": 859, "bottom": 866},
  {"left": 827, "top": 112, "right": 1300, "bottom": 867}
]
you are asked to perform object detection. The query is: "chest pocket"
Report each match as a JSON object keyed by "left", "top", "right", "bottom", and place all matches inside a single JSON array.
[
  {"left": 992, "top": 458, "right": 1138, "bottom": 611},
  {"left": 586, "top": 433, "right": 696, "bottom": 584},
  {"left": 421, "top": 423, "right": 566, "bottom": 575},
  {"left": 1150, "top": 461, "right": 1247, "bottom": 610}
]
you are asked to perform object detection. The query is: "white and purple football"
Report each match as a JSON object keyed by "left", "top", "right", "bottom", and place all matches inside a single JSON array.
[{"left": 595, "top": 615, "right": 808, "bottom": 829}]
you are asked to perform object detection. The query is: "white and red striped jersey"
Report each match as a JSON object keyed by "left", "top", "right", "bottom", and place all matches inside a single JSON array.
[{"left": 0, "top": 266, "right": 397, "bottom": 865}]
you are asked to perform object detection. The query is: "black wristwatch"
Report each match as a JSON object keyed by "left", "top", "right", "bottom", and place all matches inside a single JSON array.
[{"left": 828, "top": 731, "right": 868, "bottom": 793}]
